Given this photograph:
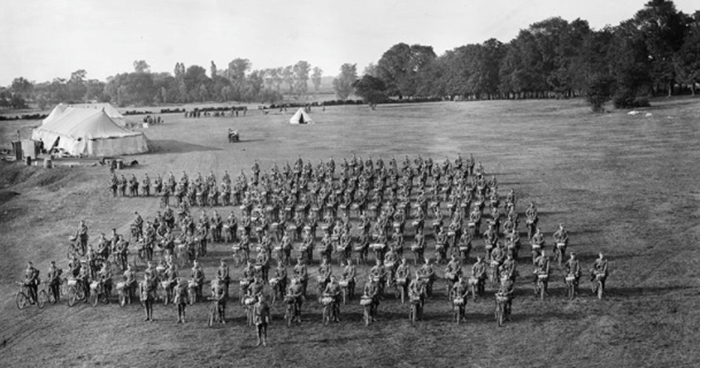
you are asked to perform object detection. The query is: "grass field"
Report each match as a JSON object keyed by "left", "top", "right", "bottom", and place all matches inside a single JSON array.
[{"left": 0, "top": 97, "right": 698, "bottom": 368}]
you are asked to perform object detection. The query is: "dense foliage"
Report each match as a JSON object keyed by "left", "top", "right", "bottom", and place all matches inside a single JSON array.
[{"left": 1, "top": 0, "right": 697, "bottom": 112}]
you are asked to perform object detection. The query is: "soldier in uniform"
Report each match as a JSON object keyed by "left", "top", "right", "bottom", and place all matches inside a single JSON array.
[
  {"left": 217, "top": 259, "right": 230, "bottom": 298},
  {"left": 24, "top": 261, "right": 40, "bottom": 303},
  {"left": 140, "top": 274, "right": 156, "bottom": 321},
  {"left": 471, "top": 256, "right": 487, "bottom": 295},
  {"left": 174, "top": 278, "right": 188, "bottom": 323},
  {"left": 46, "top": 261, "right": 62, "bottom": 302},
  {"left": 191, "top": 260, "right": 205, "bottom": 300},
  {"left": 253, "top": 295, "right": 270, "bottom": 346},
  {"left": 564, "top": 252, "right": 581, "bottom": 295},
  {"left": 590, "top": 252, "right": 609, "bottom": 292}
]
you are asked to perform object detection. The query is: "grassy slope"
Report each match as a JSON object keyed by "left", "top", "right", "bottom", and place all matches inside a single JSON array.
[{"left": 0, "top": 97, "right": 698, "bottom": 368}]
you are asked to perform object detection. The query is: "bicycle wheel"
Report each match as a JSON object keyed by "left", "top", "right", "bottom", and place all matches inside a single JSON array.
[
  {"left": 455, "top": 307, "right": 460, "bottom": 325},
  {"left": 48, "top": 287, "right": 57, "bottom": 304},
  {"left": 67, "top": 287, "right": 77, "bottom": 307},
  {"left": 37, "top": 290, "right": 48, "bottom": 309},
  {"left": 597, "top": 281, "right": 603, "bottom": 300},
  {"left": 364, "top": 307, "right": 370, "bottom": 326},
  {"left": 119, "top": 293, "right": 127, "bottom": 307},
  {"left": 90, "top": 293, "right": 98, "bottom": 307},
  {"left": 540, "top": 282, "right": 545, "bottom": 301},
  {"left": 208, "top": 305, "right": 215, "bottom": 328},
  {"left": 286, "top": 308, "right": 292, "bottom": 328},
  {"left": 410, "top": 304, "right": 417, "bottom": 325},
  {"left": 16, "top": 292, "right": 28, "bottom": 310}
]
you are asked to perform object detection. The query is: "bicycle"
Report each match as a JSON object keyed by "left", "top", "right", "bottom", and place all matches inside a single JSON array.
[
  {"left": 66, "top": 236, "right": 86, "bottom": 259},
  {"left": 44, "top": 279, "right": 61, "bottom": 305},
  {"left": 65, "top": 277, "right": 85, "bottom": 307},
  {"left": 15, "top": 281, "right": 45, "bottom": 310},
  {"left": 89, "top": 280, "right": 110, "bottom": 307}
]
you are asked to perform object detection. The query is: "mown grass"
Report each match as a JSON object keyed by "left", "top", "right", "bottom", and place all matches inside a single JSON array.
[{"left": 0, "top": 97, "right": 698, "bottom": 368}]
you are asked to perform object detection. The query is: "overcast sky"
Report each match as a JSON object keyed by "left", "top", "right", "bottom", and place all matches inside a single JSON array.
[{"left": 1, "top": 0, "right": 698, "bottom": 86}]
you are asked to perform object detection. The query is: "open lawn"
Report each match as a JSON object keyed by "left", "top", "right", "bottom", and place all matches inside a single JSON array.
[{"left": 0, "top": 97, "right": 698, "bottom": 368}]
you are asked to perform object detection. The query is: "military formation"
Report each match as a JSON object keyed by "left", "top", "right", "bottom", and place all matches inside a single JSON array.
[{"left": 19, "top": 154, "right": 610, "bottom": 345}]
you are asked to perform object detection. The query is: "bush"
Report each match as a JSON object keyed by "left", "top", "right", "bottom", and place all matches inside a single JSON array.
[
  {"left": 612, "top": 92, "right": 650, "bottom": 109},
  {"left": 585, "top": 73, "right": 615, "bottom": 113}
]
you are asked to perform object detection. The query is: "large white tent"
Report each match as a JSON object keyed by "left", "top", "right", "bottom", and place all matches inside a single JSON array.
[
  {"left": 32, "top": 108, "right": 150, "bottom": 157},
  {"left": 289, "top": 108, "right": 313, "bottom": 124},
  {"left": 42, "top": 103, "right": 134, "bottom": 128}
]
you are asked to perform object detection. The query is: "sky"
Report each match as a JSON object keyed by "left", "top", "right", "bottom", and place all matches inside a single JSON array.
[{"left": 1, "top": 0, "right": 698, "bottom": 86}]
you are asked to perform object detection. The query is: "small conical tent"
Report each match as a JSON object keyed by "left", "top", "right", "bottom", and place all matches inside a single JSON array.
[
  {"left": 289, "top": 108, "right": 313, "bottom": 124},
  {"left": 42, "top": 103, "right": 69, "bottom": 126},
  {"left": 32, "top": 108, "right": 150, "bottom": 157}
]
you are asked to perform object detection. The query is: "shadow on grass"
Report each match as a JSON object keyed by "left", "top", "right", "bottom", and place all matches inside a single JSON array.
[
  {"left": 236, "top": 139, "right": 265, "bottom": 144},
  {"left": 150, "top": 140, "right": 221, "bottom": 153}
]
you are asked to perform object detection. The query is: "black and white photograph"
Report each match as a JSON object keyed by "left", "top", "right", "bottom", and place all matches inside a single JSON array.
[{"left": 0, "top": 0, "right": 698, "bottom": 367}]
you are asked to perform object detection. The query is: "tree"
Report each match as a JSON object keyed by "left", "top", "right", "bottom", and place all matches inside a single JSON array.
[
  {"left": 84, "top": 79, "right": 108, "bottom": 102},
  {"left": 363, "top": 63, "right": 378, "bottom": 77},
  {"left": 273, "top": 67, "right": 284, "bottom": 92},
  {"left": 282, "top": 66, "right": 294, "bottom": 93},
  {"left": 246, "top": 70, "right": 264, "bottom": 102},
  {"left": 376, "top": 43, "right": 436, "bottom": 98},
  {"left": 332, "top": 63, "right": 357, "bottom": 100},
  {"left": 293, "top": 61, "right": 311, "bottom": 98},
  {"left": 353, "top": 75, "right": 388, "bottom": 109},
  {"left": 673, "top": 11, "right": 700, "bottom": 95},
  {"left": 174, "top": 62, "right": 186, "bottom": 79},
  {"left": 226, "top": 58, "right": 251, "bottom": 82},
  {"left": 210, "top": 61, "right": 217, "bottom": 78},
  {"left": 634, "top": 0, "right": 687, "bottom": 96},
  {"left": 11, "top": 77, "right": 33, "bottom": 100},
  {"left": 184, "top": 65, "right": 210, "bottom": 102},
  {"left": 312, "top": 67, "right": 323, "bottom": 93},
  {"left": 133, "top": 60, "right": 150, "bottom": 74},
  {"left": 609, "top": 20, "right": 653, "bottom": 107},
  {"left": 67, "top": 69, "right": 88, "bottom": 102}
]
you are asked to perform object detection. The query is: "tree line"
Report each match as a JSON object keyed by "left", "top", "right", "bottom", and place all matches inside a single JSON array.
[
  {"left": 2, "top": 59, "right": 324, "bottom": 110},
  {"left": 335, "top": 0, "right": 698, "bottom": 110}
]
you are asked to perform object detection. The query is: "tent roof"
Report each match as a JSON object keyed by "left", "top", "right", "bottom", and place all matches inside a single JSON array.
[
  {"left": 42, "top": 103, "right": 69, "bottom": 125},
  {"left": 69, "top": 103, "right": 125, "bottom": 120},
  {"left": 36, "top": 108, "right": 142, "bottom": 140},
  {"left": 43, "top": 103, "right": 133, "bottom": 127},
  {"left": 289, "top": 108, "right": 313, "bottom": 124}
]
